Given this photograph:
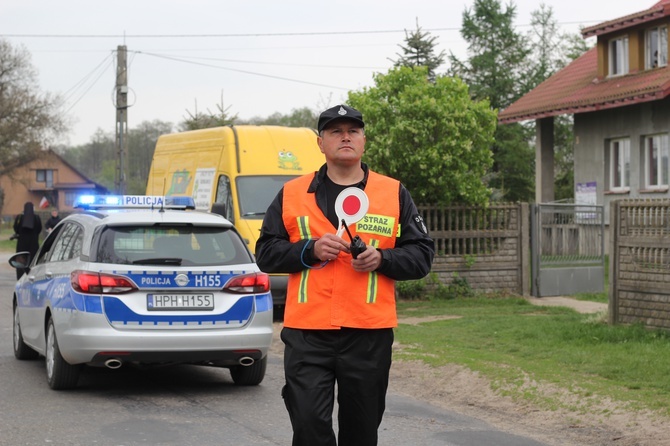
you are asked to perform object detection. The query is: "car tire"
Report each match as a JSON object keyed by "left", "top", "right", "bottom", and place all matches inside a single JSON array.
[
  {"left": 230, "top": 356, "right": 267, "bottom": 386},
  {"left": 45, "top": 317, "right": 81, "bottom": 390},
  {"left": 13, "top": 301, "right": 39, "bottom": 360}
]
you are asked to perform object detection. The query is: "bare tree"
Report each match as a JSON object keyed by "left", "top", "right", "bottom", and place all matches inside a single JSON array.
[{"left": 0, "top": 39, "right": 66, "bottom": 178}]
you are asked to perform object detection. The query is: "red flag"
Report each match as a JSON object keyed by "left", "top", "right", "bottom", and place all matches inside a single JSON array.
[{"left": 39, "top": 196, "right": 49, "bottom": 209}]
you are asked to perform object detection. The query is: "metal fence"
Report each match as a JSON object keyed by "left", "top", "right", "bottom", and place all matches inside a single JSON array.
[{"left": 531, "top": 203, "right": 605, "bottom": 296}]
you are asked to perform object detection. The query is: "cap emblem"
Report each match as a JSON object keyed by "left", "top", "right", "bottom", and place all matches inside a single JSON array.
[{"left": 338, "top": 106, "right": 347, "bottom": 116}]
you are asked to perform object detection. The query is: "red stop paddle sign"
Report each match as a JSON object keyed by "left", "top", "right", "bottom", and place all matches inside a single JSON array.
[{"left": 334, "top": 187, "right": 369, "bottom": 237}]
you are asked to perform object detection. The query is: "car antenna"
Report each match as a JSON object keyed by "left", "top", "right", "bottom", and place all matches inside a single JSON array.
[{"left": 159, "top": 178, "right": 166, "bottom": 213}]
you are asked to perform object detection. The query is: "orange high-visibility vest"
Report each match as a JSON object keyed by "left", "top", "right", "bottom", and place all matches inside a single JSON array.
[{"left": 282, "top": 170, "right": 400, "bottom": 329}]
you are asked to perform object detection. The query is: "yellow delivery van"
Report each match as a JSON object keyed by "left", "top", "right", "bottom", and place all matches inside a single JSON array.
[{"left": 146, "top": 125, "right": 325, "bottom": 308}]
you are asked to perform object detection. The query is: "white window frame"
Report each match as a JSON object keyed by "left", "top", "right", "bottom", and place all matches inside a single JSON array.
[
  {"left": 609, "top": 36, "right": 629, "bottom": 77},
  {"left": 609, "top": 138, "right": 630, "bottom": 191},
  {"left": 646, "top": 26, "right": 668, "bottom": 69},
  {"left": 644, "top": 134, "right": 669, "bottom": 189}
]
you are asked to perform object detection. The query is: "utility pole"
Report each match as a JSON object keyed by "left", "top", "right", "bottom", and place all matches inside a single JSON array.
[{"left": 115, "top": 45, "right": 128, "bottom": 194}]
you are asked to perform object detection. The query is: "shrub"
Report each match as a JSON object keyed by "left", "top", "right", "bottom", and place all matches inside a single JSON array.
[
  {"left": 396, "top": 278, "right": 426, "bottom": 300},
  {"left": 427, "top": 272, "right": 474, "bottom": 300}
]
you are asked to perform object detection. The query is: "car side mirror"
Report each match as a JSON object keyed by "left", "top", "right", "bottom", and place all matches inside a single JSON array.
[{"left": 9, "top": 251, "right": 31, "bottom": 271}]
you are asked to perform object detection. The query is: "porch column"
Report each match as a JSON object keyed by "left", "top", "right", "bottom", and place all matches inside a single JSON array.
[{"left": 536, "top": 117, "right": 555, "bottom": 203}]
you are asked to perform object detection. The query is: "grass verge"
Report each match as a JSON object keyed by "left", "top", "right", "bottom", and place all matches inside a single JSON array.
[
  {"left": 0, "top": 227, "right": 17, "bottom": 252},
  {"left": 396, "top": 296, "right": 670, "bottom": 417}
]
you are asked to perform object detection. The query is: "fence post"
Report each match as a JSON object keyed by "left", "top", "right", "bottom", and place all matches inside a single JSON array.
[
  {"left": 520, "top": 203, "right": 530, "bottom": 296},
  {"left": 608, "top": 200, "right": 619, "bottom": 325},
  {"left": 530, "top": 204, "right": 539, "bottom": 297}
]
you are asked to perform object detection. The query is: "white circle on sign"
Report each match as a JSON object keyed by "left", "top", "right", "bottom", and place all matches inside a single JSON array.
[{"left": 334, "top": 187, "right": 369, "bottom": 235}]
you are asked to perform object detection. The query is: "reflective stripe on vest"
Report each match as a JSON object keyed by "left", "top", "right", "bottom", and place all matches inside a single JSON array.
[
  {"left": 296, "top": 216, "right": 311, "bottom": 304},
  {"left": 367, "top": 239, "right": 380, "bottom": 304}
]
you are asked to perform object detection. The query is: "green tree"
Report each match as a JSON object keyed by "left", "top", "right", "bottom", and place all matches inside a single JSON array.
[
  {"left": 526, "top": 4, "right": 563, "bottom": 88},
  {"left": 61, "top": 120, "right": 173, "bottom": 194},
  {"left": 449, "top": 0, "right": 531, "bottom": 110},
  {"left": 526, "top": 4, "right": 592, "bottom": 201},
  {"left": 448, "top": 0, "right": 535, "bottom": 202},
  {"left": 61, "top": 129, "right": 115, "bottom": 190},
  {"left": 348, "top": 66, "right": 496, "bottom": 205},
  {"left": 0, "top": 39, "right": 66, "bottom": 212},
  {"left": 127, "top": 120, "right": 173, "bottom": 194},
  {"left": 179, "top": 93, "right": 238, "bottom": 131},
  {"left": 391, "top": 19, "right": 446, "bottom": 82},
  {"left": 244, "top": 107, "right": 317, "bottom": 128}
]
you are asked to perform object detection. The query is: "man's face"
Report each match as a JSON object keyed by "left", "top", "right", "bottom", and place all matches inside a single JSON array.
[
  {"left": 51, "top": 211, "right": 58, "bottom": 217},
  {"left": 317, "top": 120, "right": 365, "bottom": 166}
]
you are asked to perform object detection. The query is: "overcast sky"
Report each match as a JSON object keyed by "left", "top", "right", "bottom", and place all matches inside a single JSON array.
[{"left": 0, "top": 0, "right": 643, "bottom": 146}]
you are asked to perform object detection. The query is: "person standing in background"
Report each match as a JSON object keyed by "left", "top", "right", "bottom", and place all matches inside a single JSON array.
[
  {"left": 45, "top": 208, "right": 62, "bottom": 233},
  {"left": 13, "top": 202, "right": 42, "bottom": 280}
]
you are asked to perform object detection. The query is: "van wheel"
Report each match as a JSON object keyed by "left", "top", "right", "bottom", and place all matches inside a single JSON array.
[
  {"left": 230, "top": 356, "right": 267, "bottom": 386},
  {"left": 45, "top": 317, "right": 81, "bottom": 390},
  {"left": 13, "top": 302, "right": 38, "bottom": 360}
]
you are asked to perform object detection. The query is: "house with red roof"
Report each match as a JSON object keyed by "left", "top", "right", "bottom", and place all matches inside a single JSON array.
[{"left": 499, "top": 0, "right": 670, "bottom": 220}]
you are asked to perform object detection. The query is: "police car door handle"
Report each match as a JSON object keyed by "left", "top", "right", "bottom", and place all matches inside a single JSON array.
[
  {"left": 28, "top": 275, "right": 36, "bottom": 283},
  {"left": 45, "top": 272, "right": 53, "bottom": 279}
]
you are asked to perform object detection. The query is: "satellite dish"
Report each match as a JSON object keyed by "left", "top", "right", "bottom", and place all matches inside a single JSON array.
[{"left": 334, "top": 187, "right": 369, "bottom": 237}]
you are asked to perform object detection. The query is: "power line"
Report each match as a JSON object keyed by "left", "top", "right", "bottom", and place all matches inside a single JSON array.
[
  {"left": 149, "top": 53, "right": 387, "bottom": 70},
  {"left": 136, "top": 51, "right": 351, "bottom": 90},
  {"left": 61, "top": 52, "right": 114, "bottom": 102},
  {"left": 0, "top": 21, "right": 608, "bottom": 39},
  {"left": 64, "top": 54, "right": 115, "bottom": 114}
]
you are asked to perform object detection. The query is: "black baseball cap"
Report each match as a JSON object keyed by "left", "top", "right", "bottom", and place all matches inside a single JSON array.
[{"left": 317, "top": 105, "right": 365, "bottom": 133}]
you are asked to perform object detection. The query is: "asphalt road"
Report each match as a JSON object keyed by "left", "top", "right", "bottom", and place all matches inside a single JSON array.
[{"left": 0, "top": 252, "right": 549, "bottom": 446}]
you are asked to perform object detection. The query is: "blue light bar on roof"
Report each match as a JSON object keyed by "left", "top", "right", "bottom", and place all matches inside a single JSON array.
[{"left": 73, "top": 195, "right": 195, "bottom": 210}]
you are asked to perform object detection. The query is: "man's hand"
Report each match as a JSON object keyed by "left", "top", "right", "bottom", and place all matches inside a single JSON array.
[
  {"left": 351, "top": 245, "right": 381, "bottom": 272},
  {"left": 313, "top": 234, "right": 350, "bottom": 261}
]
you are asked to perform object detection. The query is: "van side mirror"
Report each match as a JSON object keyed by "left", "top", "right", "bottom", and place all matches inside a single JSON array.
[{"left": 211, "top": 202, "right": 227, "bottom": 218}]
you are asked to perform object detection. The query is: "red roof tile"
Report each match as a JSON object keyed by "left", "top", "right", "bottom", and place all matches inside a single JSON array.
[
  {"left": 499, "top": 0, "right": 670, "bottom": 124},
  {"left": 499, "top": 48, "right": 670, "bottom": 124},
  {"left": 582, "top": 1, "right": 669, "bottom": 37}
]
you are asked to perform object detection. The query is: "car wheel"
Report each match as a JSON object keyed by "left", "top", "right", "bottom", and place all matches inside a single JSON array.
[
  {"left": 13, "top": 302, "right": 39, "bottom": 360},
  {"left": 45, "top": 317, "right": 81, "bottom": 390},
  {"left": 230, "top": 356, "right": 267, "bottom": 386}
]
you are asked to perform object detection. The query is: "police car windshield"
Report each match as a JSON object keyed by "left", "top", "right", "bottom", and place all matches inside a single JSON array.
[
  {"left": 237, "top": 175, "right": 299, "bottom": 219},
  {"left": 96, "top": 225, "right": 252, "bottom": 266}
]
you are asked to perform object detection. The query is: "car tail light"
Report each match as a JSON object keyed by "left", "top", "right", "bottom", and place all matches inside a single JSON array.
[
  {"left": 71, "top": 270, "right": 138, "bottom": 294},
  {"left": 223, "top": 272, "right": 270, "bottom": 294}
]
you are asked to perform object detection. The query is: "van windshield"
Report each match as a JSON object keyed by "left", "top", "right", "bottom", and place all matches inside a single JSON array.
[{"left": 237, "top": 175, "right": 299, "bottom": 218}]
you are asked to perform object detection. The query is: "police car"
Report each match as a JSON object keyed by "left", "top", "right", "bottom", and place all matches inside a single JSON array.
[{"left": 9, "top": 195, "right": 273, "bottom": 390}]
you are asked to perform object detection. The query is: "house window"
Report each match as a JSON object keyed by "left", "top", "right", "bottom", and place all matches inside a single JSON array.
[
  {"left": 609, "top": 36, "right": 629, "bottom": 76},
  {"left": 646, "top": 26, "right": 668, "bottom": 69},
  {"left": 64, "top": 191, "right": 79, "bottom": 207},
  {"left": 645, "top": 134, "right": 669, "bottom": 189},
  {"left": 36, "top": 169, "right": 54, "bottom": 188},
  {"left": 610, "top": 138, "right": 630, "bottom": 190}
]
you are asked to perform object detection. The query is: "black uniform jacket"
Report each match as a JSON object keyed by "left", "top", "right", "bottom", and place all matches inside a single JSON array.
[{"left": 255, "top": 163, "right": 435, "bottom": 281}]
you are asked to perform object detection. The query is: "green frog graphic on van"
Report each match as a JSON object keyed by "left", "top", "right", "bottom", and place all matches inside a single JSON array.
[{"left": 278, "top": 151, "right": 302, "bottom": 170}]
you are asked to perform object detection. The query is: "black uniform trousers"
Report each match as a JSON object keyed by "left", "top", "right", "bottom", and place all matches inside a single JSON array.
[{"left": 281, "top": 326, "right": 394, "bottom": 446}]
